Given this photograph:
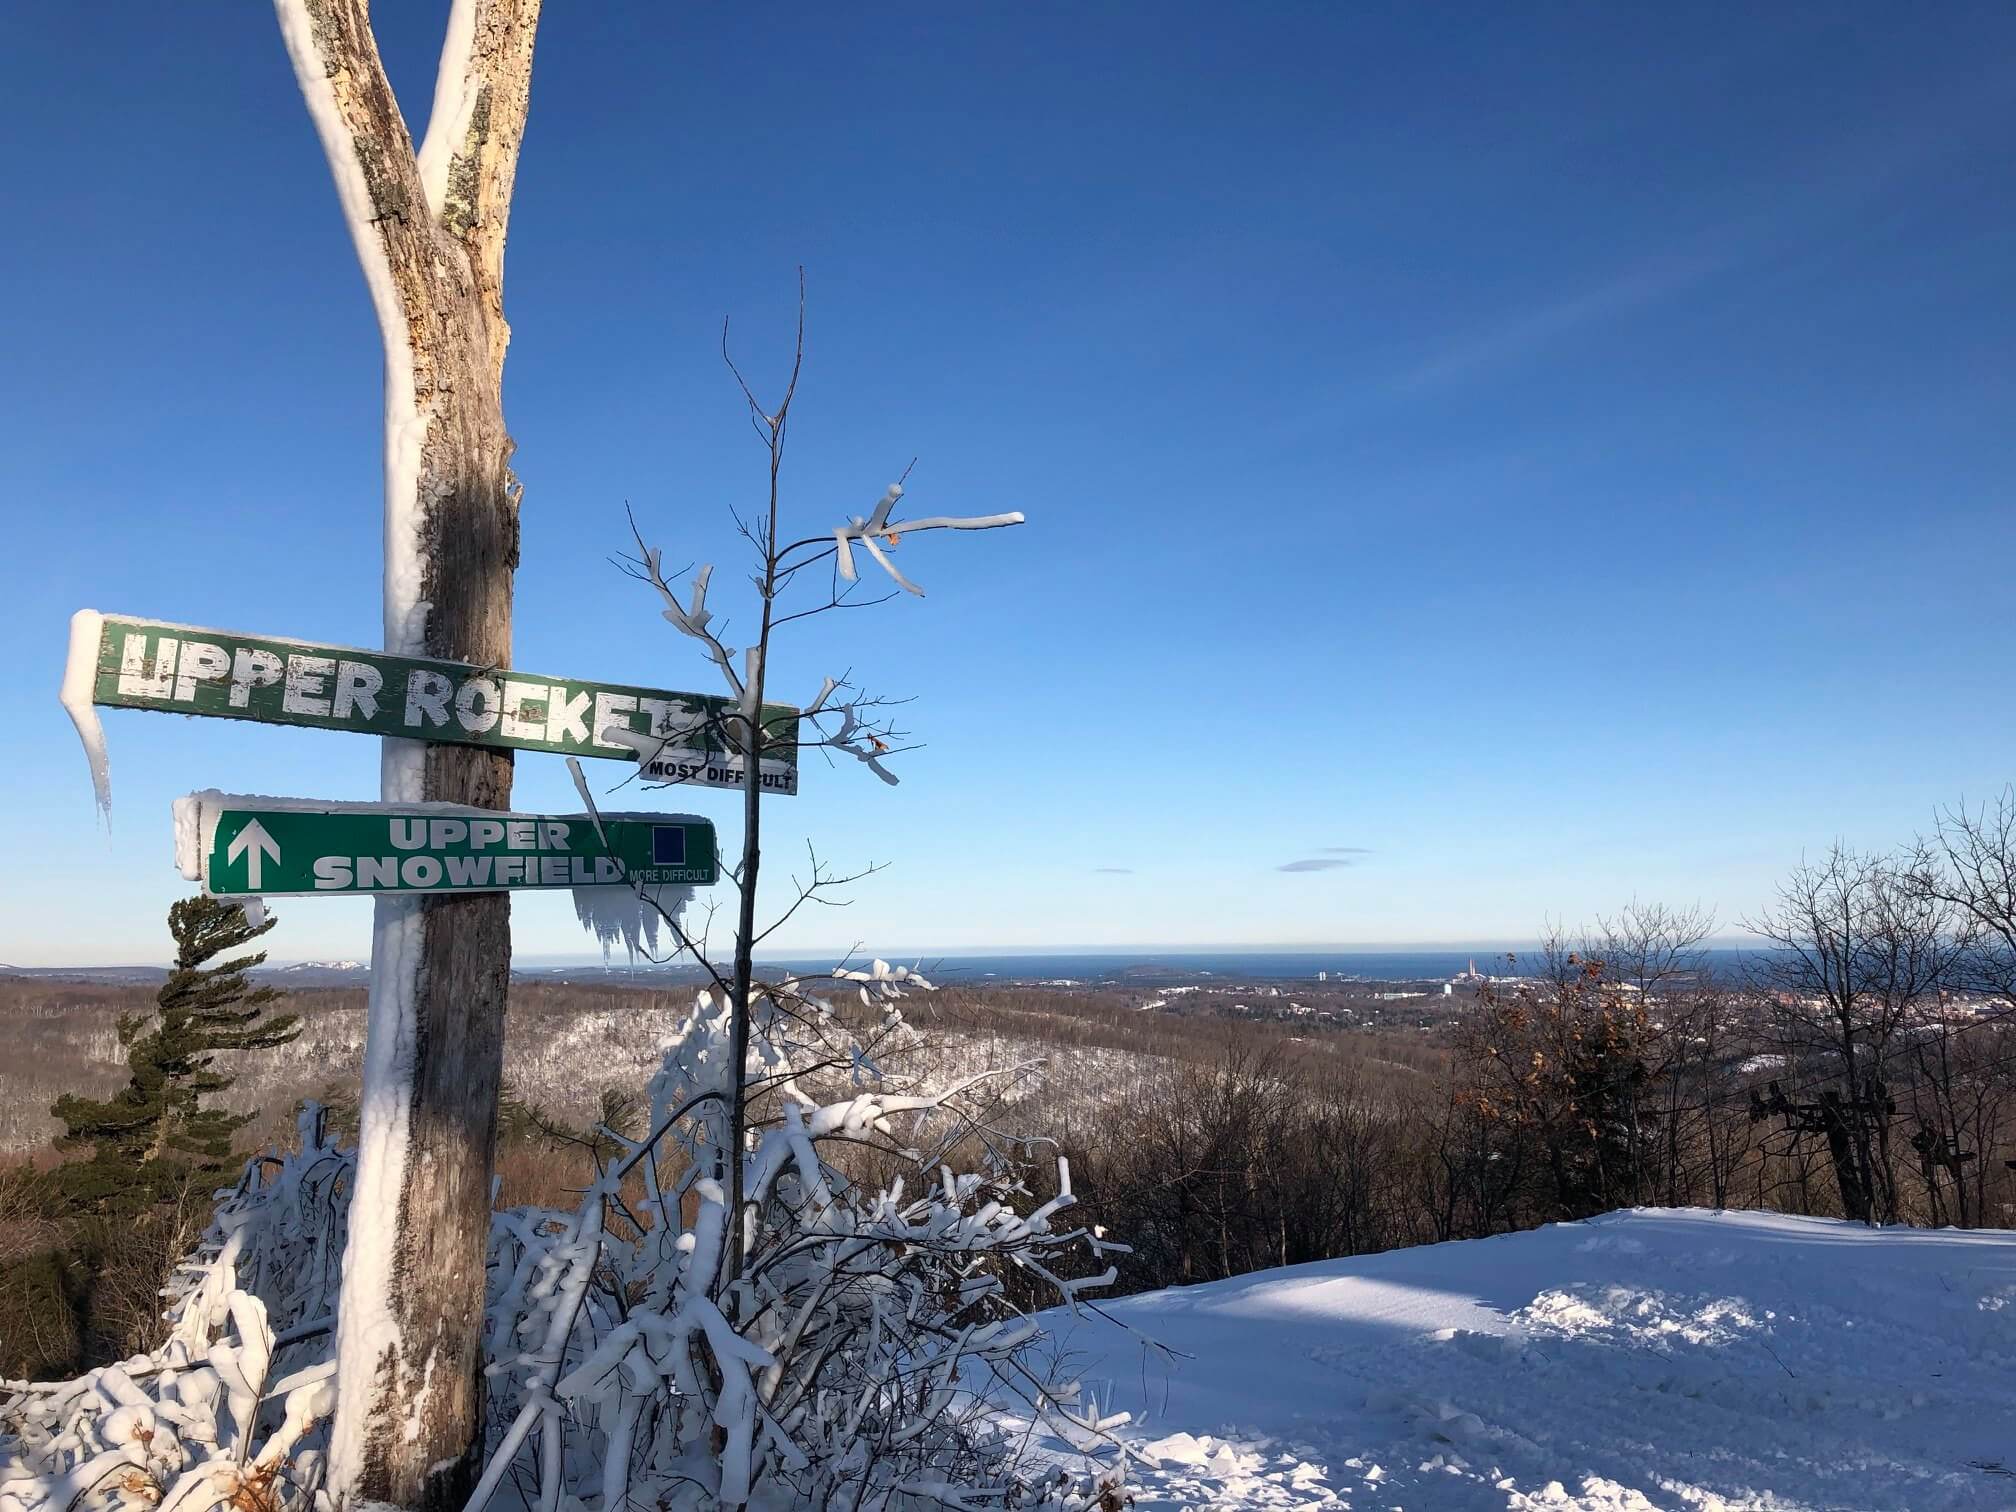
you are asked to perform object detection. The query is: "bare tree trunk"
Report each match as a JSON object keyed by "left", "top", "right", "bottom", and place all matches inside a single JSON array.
[
  {"left": 1821, "top": 1092, "right": 1872, "bottom": 1223},
  {"left": 273, "top": 3, "right": 541, "bottom": 1507},
  {"left": 720, "top": 303, "right": 802, "bottom": 1310},
  {"left": 725, "top": 660, "right": 765, "bottom": 1295}
]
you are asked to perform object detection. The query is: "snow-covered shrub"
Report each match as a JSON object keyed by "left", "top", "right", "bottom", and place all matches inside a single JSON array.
[
  {"left": 3, "top": 977, "right": 1129, "bottom": 1512},
  {"left": 471, "top": 963, "right": 1129, "bottom": 1511},
  {"left": 0, "top": 1106, "right": 349, "bottom": 1512}
]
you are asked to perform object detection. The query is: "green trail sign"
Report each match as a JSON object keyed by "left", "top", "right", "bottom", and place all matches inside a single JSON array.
[
  {"left": 72, "top": 611, "right": 799, "bottom": 795},
  {"left": 176, "top": 793, "right": 718, "bottom": 897}
]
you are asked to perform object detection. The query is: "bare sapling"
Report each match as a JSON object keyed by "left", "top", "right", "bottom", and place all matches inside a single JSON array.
[
  {"left": 609, "top": 282, "right": 1018, "bottom": 1284},
  {"left": 498, "top": 283, "right": 1138, "bottom": 1508}
]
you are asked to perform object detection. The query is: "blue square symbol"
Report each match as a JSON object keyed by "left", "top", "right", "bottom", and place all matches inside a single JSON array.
[{"left": 651, "top": 826, "right": 687, "bottom": 865}]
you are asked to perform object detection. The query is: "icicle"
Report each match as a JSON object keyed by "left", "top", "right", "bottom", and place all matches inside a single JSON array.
[
  {"left": 59, "top": 608, "right": 111, "bottom": 823},
  {"left": 571, "top": 882, "right": 691, "bottom": 963}
]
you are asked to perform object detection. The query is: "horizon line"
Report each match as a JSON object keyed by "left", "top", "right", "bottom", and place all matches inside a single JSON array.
[{"left": 3, "top": 936, "right": 1778, "bottom": 971}]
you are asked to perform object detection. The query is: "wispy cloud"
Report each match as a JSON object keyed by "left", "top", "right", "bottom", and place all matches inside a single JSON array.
[
  {"left": 1391, "top": 247, "right": 1739, "bottom": 394},
  {"left": 1093, "top": 867, "right": 1134, "bottom": 875},
  {"left": 1278, "top": 858, "right": 1356, "bottom": 873},
  {"left": 1320, "top": 846, "right": 1372, "bottom": 855},
  {"left": 1390, "top": 84, "right": 2011, "bottom": 396}
]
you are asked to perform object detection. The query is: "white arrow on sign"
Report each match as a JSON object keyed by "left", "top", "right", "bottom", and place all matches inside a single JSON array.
[{"left": 226, "top": 818, "right": 281, "bottom": 890}]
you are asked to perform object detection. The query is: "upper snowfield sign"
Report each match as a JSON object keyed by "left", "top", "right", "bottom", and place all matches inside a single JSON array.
[
  {"left": 176, "top": 793, "right": 718, "bottom": 897},
  {"left": 73, "top": 612, "right": 799, "bottom": 794}
]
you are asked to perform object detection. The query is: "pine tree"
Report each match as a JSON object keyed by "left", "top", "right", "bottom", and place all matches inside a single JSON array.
[{"left": 50, "top": 896, "right": 301, "bottom": 1215}]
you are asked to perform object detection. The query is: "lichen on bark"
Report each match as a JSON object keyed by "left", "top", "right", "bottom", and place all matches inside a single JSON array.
[{"left": 440, "top": 85, "right": 493, "bottom": 239}]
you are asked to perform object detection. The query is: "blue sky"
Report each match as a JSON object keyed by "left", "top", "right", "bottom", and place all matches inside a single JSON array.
[{"left": 3, "top": 5, "right": 2013, "bottom": 965}]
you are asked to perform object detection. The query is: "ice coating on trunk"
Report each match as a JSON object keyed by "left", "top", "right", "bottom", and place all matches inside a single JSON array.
[{"left": 270, "top": 0, "right": 430, "bottom": 1490}]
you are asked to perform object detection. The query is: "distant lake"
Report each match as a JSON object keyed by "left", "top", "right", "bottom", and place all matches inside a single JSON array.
[{"left": 526, "top": 946, "right": 1772, "bottom": 986}]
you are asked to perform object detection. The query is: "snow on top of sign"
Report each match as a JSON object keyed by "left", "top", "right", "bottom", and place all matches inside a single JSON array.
[
  {"left": 174, "top": 790, "right": 709, "bottom": 827},
  {"left": 172, "top": 791, "right": 209, "bottom": 881},
  {"left": 59, "top": 609, "right": 111, "bottom": 823},
  {"left": 90, "top": 613, "right": 776, "bottom": 718},
  {"left": 79, "top": 612, "right": 429, "bottom": 661}
]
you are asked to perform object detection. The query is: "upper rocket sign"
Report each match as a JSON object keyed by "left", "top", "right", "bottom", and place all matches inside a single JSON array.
[{"left": 68, "top": 612, "right": 799, "bottom": 795}]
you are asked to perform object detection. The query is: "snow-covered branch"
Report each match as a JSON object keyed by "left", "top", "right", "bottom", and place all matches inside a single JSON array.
[
  {"left": 801, "top": 676, "right": 905, "bottom": 785},
  {"left": 0, "top": 1108, "right": 349, "bottom": 1512},
  {"left": 467, "top": 974, "right": 1126, "bottom": 1510},
  {"left": 830, "top": 483, "right": 1025, "bottom": 597},
  {"left": 626, "top": 534, "right": 745, "bottom": 704},
  {"left": 0, "top": 990, "right": 1125, "bottom": 1512}
]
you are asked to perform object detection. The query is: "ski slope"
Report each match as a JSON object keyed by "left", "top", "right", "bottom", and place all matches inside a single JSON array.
[{"left": 1032, "top": 1209, "right": 2016, "bottom": 1510}]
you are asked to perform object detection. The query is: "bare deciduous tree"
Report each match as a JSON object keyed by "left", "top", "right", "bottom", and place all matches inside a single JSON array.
[
  {"left": 1901, "top": 791, "right": 2016, "bottom": 1224},
  {"left": 1586, "top": 900, "right": 1715, "bottom": 994},
  {"left": 1917, "top": 788, "right": 2016, "bottom": 1002},
  {"left": 1746, "top": 845, "right": 1971, "bottom": 1223}
]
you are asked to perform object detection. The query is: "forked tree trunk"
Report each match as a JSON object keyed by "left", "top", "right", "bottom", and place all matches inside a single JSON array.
[{"left": 272, "top": 3, "right": 541, "bottom": 1506}]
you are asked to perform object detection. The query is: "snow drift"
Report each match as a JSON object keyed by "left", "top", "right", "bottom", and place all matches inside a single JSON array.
[{"left": 1027, "top": 1208, "right": 2016, "bottom": 1510}]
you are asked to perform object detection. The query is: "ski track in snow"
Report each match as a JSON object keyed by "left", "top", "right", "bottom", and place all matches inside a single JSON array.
[{"left": 1023, "top": 1209, "right": 2016, "bottom": 1510}]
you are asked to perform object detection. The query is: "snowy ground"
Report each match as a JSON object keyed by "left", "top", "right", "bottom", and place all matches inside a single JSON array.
[{"left": 1027, "top": 1209, "right": 2016, "bottom": 1511}]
